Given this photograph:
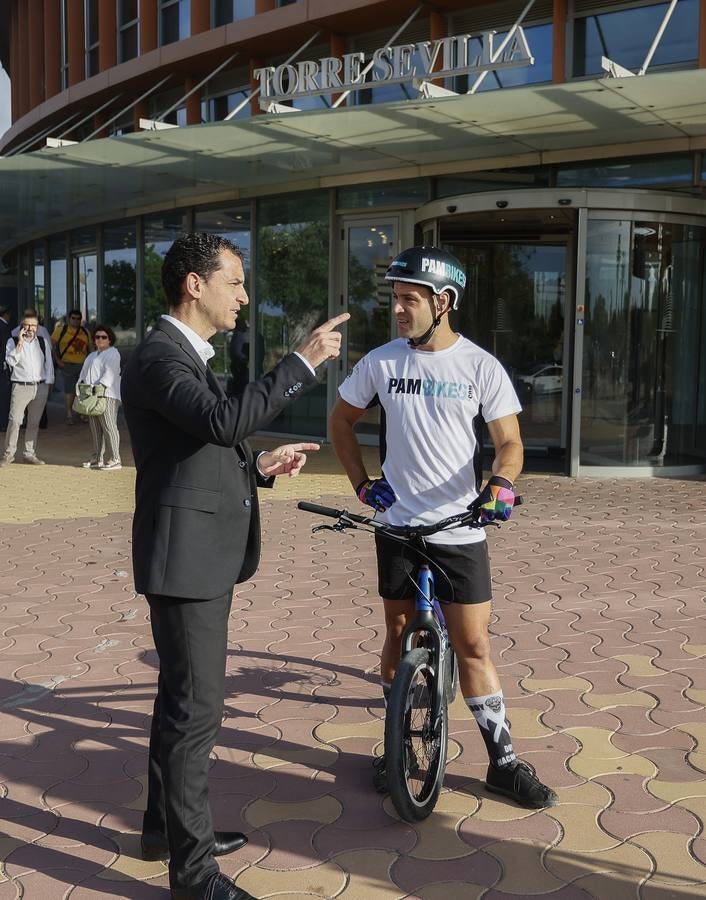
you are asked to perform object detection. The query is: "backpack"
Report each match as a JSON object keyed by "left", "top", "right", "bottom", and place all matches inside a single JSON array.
[{"left": 12, "top": 335, "right": 46, "bottom": 358}]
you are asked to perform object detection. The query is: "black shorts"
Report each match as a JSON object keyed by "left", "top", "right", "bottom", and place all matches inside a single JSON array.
[{"left": 375, "top": 533, "right": 492, "bottom": 605}]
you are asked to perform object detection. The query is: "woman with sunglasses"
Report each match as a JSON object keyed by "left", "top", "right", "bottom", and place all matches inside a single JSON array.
[{"left": 77, "top": 325, "right": 122, "bottom": 470}]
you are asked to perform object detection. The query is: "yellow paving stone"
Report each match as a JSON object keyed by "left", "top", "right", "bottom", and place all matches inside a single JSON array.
[
  {"left": 123, "top": 773, "right": 147, "bottom": 811},
  {"left": 520, "top": 676, "right": 592, "bottom": 694},
  {"left": 545, "top": 842, "right": 652, "bottom": 889},
  {"left": 96, "top": 832, "right": 167, "bottom": 882},
  {"left": 252, "top": 744, "right": 338, "bottom": 769},
  {"left": 472, "top": 792, "right": 541, "bottom": 823},
  {"left": 572, "top": 870, "right": 649, "bottom": 900},
  {"left": 416, "top": 883, "right": 485, "bottom": 900},
  {"left": 648, "top": 779, "right": 706, "bottom": 804},
  {"left": 487, "top": 840, "right": 566, "bottom": 894},
  {"left": 548, "top": 803, "right": 619, "bottom": 853},
  {"left": 316, "top": 719, "right": 384, "bottom": 743},
  {"left": 674, "top": 722, "right": 706, "bottom": 745},
  {"left": 582, "top": 690, "right": 656, "bottom": 709},
  {"left": 244, "top": 794, "right": 342, "bottom": 828},
  {"left": 683, "top": 644, "right": 706, "bottom": 658},
  {"left": 236, "top": 860, "right": 346, "bottom": 899},
  {"left": 554, "top": 780, "right": 613, "bottom": 807},
  {"left": 502, "top": 706, "right": 556, "bottom": 738},
  {"left": 565, "top": 727, "right": 657, "bottom": 778},
  {"left": 0, "top": 837, "right": 24, "bottom": 883},
  {"left": 685, "top": 688, "right": 706, "bottom": 706},
  {"left": 631, "top": 832, "right": 706, "bottom": 886},
  {"left": 612, "top": 654, "right": 663, "bottom": 677},
  {"left": 384, "top": 791, "right": 478, "bottom": 859},
  {"left": 332, "top": 849, "right": 400, "bottom": 899}
]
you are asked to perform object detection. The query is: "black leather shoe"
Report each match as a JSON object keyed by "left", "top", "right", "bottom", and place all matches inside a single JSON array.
[
  {"left": 141, "top": 830, "right": 248, "bottom": 862},
  {"left": 171, "top": 872, "right": 257, "bottom": 899}
]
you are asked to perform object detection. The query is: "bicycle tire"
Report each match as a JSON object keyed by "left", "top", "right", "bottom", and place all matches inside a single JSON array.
[{"left": 385, "top": 647, "right": 448, "bottom": 822}]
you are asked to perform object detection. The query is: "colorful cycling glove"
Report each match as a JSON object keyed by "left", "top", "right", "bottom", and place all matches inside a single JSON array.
[
  {"left": 356, "top": 477, "right": 397, "bottom": 512},
  {"left": 473, "top": 476, "right": 515, "bottom": 523}
]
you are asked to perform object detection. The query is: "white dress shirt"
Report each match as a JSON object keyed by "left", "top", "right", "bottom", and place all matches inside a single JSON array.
[
  {"left": 161, "top": 315, "right": 215, "bottom": 367},
  {"left": 5, "top": 336, "right": 55, "bottom": 384}
]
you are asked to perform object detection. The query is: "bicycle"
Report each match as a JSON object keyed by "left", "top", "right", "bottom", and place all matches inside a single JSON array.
[{"left": 298, "top": 498, "right": 519, "bottom": 822}]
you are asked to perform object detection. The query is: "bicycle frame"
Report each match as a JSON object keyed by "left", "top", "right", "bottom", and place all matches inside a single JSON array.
[{"left": 400, "top": 559, "right": 449, "bottom": 740}]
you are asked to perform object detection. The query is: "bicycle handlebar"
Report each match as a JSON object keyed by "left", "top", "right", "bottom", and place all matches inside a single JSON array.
[{"left": 298, "top": 495, "right": 523, "bottom": 537}]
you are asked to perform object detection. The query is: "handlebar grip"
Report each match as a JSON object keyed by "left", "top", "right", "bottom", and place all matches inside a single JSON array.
[{"left": 297, "top": 501, "right": 344, "bottom": 518}]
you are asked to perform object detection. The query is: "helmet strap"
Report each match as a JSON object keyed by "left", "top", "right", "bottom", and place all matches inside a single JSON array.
[{"left": 407, "top": 293, "right": 445, "bottom": 348}]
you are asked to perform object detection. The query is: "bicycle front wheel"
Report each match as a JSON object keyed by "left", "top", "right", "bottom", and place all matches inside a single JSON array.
[{"left": 385, "top": 647, "right": 448, "bottom": 822}]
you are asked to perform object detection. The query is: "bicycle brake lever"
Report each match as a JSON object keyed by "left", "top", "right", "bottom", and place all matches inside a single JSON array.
[{"left": 312, "top": 522, "right": 352, "bottom": 534}]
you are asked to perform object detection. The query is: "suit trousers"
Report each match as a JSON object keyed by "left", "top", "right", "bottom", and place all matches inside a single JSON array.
[
  {"left": 145, "top": 589, "right": 233, "bottom": 889},
  {"left": 4, "top": 382, "right": 49, "bottom": 459}
]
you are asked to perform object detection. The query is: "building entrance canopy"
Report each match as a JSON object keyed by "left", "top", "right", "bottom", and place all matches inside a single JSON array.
[{"left": 2, "top": 68, "right": 706, "bottom": 257}]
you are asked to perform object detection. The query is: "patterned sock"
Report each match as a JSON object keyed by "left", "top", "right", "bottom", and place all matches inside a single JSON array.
[
  {"left": 381, "top": 680, "right": 392, "bottom": 709},
  {"left": 465, "top": 691, "right": 517, "bottom": 768}
]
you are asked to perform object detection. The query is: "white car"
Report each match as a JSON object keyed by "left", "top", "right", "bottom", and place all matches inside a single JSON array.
[{"left": 516, "top": 364, "right": 563, "bottom": 395}]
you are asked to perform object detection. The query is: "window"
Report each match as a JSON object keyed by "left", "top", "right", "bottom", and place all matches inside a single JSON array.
[
  {"left": 212, "top": 0, "right": 255, "bottom": 26},
  {"left": 85, "top": 0, "right": 100, "bottom": 77},
  {"left": 201, "top": 89, "right": 251, "bottom": 121},
  {"left": 104, "top": 220, "right": 138, "bottom": 355},
  {"left": 276, "top": 0, "right": 298, "bottom": 6},
  {"left": 60, "top": 0, "right": 69, "bottom": 89},
  {"left": 144, "top": 211, "right": 190, "bottom": 329},
  {"left": 160, "top": 0, "right": 190, "bottom": 46},
  {"left": 573, "top": 0, "right": 698, "bottom": 77},
  {"left": 557, "top": 154, "right": 694, "bottom": 188},
  {"left": 118, "top": 0, "right": 139, "bottom": 63}
]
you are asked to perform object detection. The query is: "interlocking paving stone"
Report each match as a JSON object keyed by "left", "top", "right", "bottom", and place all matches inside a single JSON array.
[{"left": 1, "top": 452, "right": 706, "bottom": 896}]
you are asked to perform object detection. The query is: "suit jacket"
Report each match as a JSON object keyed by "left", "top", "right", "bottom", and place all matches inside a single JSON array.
[{"left": 122, "top": 318, "right": 317, "bottom": 600}]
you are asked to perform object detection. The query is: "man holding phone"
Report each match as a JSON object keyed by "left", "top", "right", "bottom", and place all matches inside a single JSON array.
[{"left": 1, "top": 312, "right": 54, "bottom": 466}]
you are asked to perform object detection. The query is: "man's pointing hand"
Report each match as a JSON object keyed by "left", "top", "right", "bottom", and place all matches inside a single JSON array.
[{"left": 296, "top": 313, "right": 350, "bottom": 369}]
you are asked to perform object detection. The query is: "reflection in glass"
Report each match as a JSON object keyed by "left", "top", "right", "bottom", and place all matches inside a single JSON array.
[
  {"left": 33, "top": 245, "right": 46, "bottom": 324},
  {"left": 104, "top": 220, "right": 138, "bottom": 357},
  {"left": 256, "top": 193, "right": 329, "bottom": 436},
  {"left": 573, "top": 0, "right": 698, "bottom": 76},
  {"left": 194, "top": 206, "right": 251, "bottom": 381},
  {"left": 74, "top": 253, "right": 98, "bottom": 324},
  {"left": 453, "top": 24, "right": 552, "bottom": 93},
  {"left": 213, "top": 0, "right": 255, "bottom": 25},
  {"left": 582, "top": 219, "right": 705, "bottom": 466},
  {"left": 144, "top": 211, "right": 189, "bottom": 330},
  {"left": 50, "top": 237, "right": 67, "bottom": 327},
  {"left": 447, "top": 242, "right": 566, "bottom": 460},
  {"left": 557, "top": 154, "right": 693, "bottom": 188},
  {"left": 345, "top": 223, "right": 397, "bottom": 438}
]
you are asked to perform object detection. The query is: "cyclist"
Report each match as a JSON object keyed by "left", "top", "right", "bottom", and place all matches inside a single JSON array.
[{"left": 329, "top": 246, "right": 557, "bottom": 809}]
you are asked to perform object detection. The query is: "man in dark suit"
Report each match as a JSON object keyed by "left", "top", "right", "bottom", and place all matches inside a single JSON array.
[
  {"left": 122, "top": 233, "right": 348, "bottom": 900},
  {"left": 0, "top": 305, "right": 12, "bottom": 431}
]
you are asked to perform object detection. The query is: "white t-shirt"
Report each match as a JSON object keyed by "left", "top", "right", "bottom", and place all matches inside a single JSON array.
[
  {"left": 78, "top": 347, "right": 121, "bottom": 401},
  {"left": 338, "top": 335, "right": 522, "bottom": 545}
]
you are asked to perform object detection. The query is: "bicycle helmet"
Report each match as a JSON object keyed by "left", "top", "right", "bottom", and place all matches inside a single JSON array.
[{"left": 384, "top": 246, "right": 466, "bottom": 310}]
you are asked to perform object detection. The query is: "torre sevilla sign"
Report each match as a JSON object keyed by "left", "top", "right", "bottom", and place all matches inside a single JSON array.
[{"left": 254, "top": 28, "right": 535, "bottom": 104}]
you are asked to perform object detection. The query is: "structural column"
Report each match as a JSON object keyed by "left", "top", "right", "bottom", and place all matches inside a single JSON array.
[
  {"left": 9, "top": 1, "right": 19, "bottom": 121},
  {"left": 699, "top": 0, "right": 706, "bottom": 67},
  {"left": 66, "top": 0, "right": 85, "bottom": 87},
  {"left": 250, "top": 57, "right": 264, "bottom": 115},
  {"left": 552, "top": 0, "right": 568, "bottom": 83},
  {"left": 140, "top": 3, "right": 158, "bottom": 53},
  {"left": 256, "top": 1, "right": 276, "bottom": 11},
  {"left": 99, "top": 1, "right": 117, "bottom": 71},
  {"left": 185, "top": 77, "right": 201, "bottom": 125},
  {"left": 330, "top": 33, "right": 345, "bottom": 106},
  {"left": 191, "top": 0, "right": 210, "bottom": 34},
  {"left": 43, "top": 0, "right": 61, "bottom": 99},
  {"left": 430, "top": 9, "right": 446, "bottom": 84},
  {"left": 16, "top": 0, "right": 29, "bottom": 117},
  {"left": 27, "top": 0, "right": 45, "bottom": 109}
]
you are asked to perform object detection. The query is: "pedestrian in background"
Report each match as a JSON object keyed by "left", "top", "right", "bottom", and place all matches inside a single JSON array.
[
  {"left": 51, "top": 309, "right": 91, "bottom": 425},
  {"left": 77, "top": 324, "right": 122, "bottom": 470},
  {"left": 1, "top": 311, "right": 54, "bottom": 466},
  {"left": 0, "top": 305, "right": 11, "bottom": 431}
]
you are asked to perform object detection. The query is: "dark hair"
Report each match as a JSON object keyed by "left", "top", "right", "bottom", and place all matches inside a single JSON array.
[
  {"left": 68, "top": 309, "right": 82, "bottom": 318},
  {"left": 161, "top": 233, "right": 243, "bottom": 306},
  {"left": 92, "top": 324, "right": 116, "bottom": 346},
  {"left": 22, "top": 307, "right": 39, "bottom": 318}
]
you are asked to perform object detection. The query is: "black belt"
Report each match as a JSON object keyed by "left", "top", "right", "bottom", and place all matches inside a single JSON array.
[{"left": 12, "top": 380, "right": 45, "bottom": 385}]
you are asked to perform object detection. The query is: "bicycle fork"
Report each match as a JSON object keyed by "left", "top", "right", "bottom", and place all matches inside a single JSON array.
[{"left": 400, "top": 565, "right": 446, "bottom": 737}]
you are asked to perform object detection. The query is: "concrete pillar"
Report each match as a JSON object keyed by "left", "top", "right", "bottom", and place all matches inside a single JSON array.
[
  {"left": 43, "top": 0, "right": 61, "bottom": 99},
  {"left": 10, "top": 1, "right": 19, "bottom": 121},
  {"left": 27, "top": 0, "right": 45, "bottom": 108},
  {"left": 66, "top": 0, "right": 85, "bottom": 87},
  {"left": 191, "top": 0, "right": 211, "bottom": 34},
  {"left": 430, "top": 9, "right": 446, "bottom": 84},
  {"left": 699, "top": 0, "right": 706, "bottom": 67},
  {"left": 256, "top": 0, "right": 276, "bottom": 12},
  {"left": 140, "top": 3, "right": 158, "bottom": 53},
  {"left": 16, "top": 0, "right": 29, "bottom": 116},
  {"left": 99, "top": 0, "right": 117, "bottom": 71},
  {"left": 185, "top": 77, "right": 202, "bottom": 124},
  {"left": 552, "top": 0, "right": 567, "bottom": 84}
]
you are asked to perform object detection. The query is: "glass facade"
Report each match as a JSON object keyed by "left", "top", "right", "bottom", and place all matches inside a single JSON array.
[
  {"left": 118, "top": 0, "right": 139, "bottom": 63},
  {"left": 573, "top": 0, "right": 698, "bottom": 76},
  {"left": 213, "top": 0, "right": 256, "bottom": 26},
  {"left": 49, "top": 237, "right": 68, "bottom": 326},
  {"left": 160, "top": 0, "right": 191, "bottom": 46},
  {"left": 104, "top": 220, "right": 138, "bottom": 356},
  {"left": 144, "top": 211, "right": 190, "bottom": 329},
  {"left": 33, "top": 245, "right": 46, "bottom": 323},
  {"left": 582, "top": 218, "right": 705, "bottom": 467},
  {"left": 256, "top": 192, "right": 329, "bottom": 436},
  {"left": 194, "top": 205, "right": 251, "bottom": 382}
]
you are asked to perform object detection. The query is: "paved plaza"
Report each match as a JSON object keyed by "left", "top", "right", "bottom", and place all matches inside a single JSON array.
[{"left": 1, "top": 415, "right": 705, "bottom": 898}]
